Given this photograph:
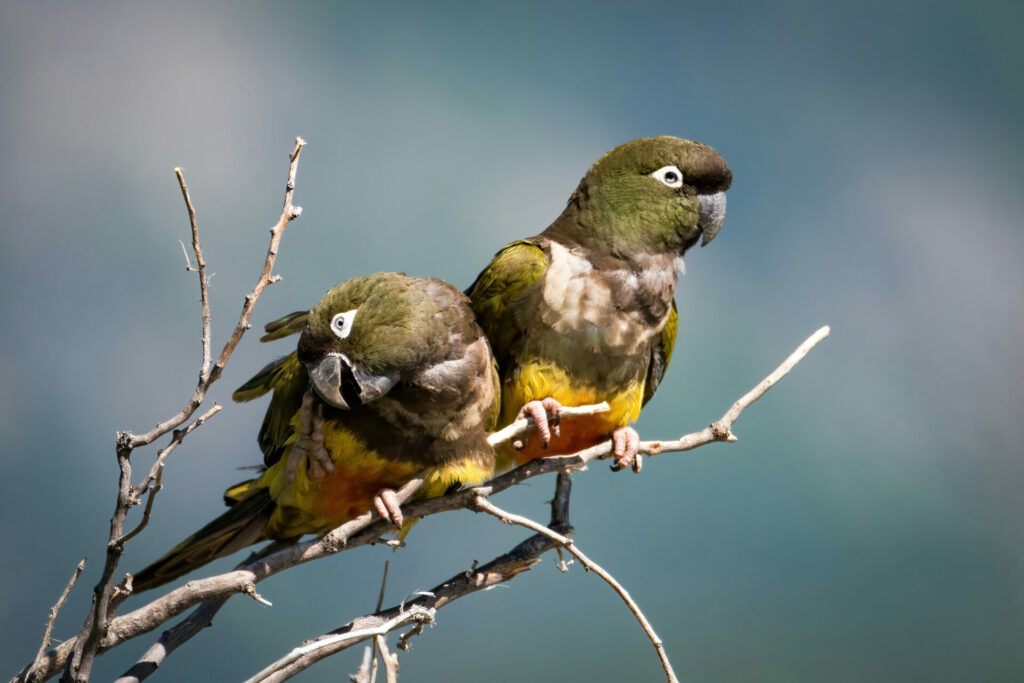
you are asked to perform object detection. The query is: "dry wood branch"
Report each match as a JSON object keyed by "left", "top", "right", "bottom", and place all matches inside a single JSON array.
[
  {"left": 487, "top": 401, "right": 609, "bottom": 447},
  {"left": 128, "top": 136, "right": 305, "bottom": 449},
  {"left": 350, "top": 647, "right": 373, "bottom": 683},
  {"left": 27, "top": 559, "right": 86, "bottom": 683},
  {"left": 119, "top": 468, "right": 163, "bottom": 547},
  {"left": 37, "top": 139, "right": 307, "bottom": 683},
  {"left": 132, "top": 404, "right": 222, "bottom": 504},
  {"left": 367, "top": 561, "right": 390, "bottom": 680},
  {"left": 248, "top": 472, "right": 575, "bottom": 682},
  {"left": 20, "top": 326, "right": 826, "bottom": 682},
  {"left": 111, "top": 481, "right": 425, "bottom": 683},
  {"left": 473, "top": 495, "right": 678, "bottom": 683},
  {"left": 245, "top": 608, "right": 434, "bottom": 683},
  {"left": 374, "top": 635, "right": 398, "bottom": 683},
  {"left": 205, "top": 137, "right": 305, "bottom": 389},
  {"left": 174, "top": 167, "right": 211, "bottom": 379}
]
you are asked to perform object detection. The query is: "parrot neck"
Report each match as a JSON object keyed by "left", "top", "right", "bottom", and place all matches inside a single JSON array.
[{"left": 543, "top": 195, "right": 691, "bottom": 258}]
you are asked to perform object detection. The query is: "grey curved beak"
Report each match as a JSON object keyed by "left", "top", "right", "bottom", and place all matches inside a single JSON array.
[
  {"left": 307, "top": 352, "right": 399, "bottom": 409},
  {"left": 698, "top": 191, "right": 727, "bottom": 246},
  {"left": 351, "top": 364, "right": 399, "bottom": 403},
  {"left": 308, "top": 354, "right": 349, "bottom": 409}
]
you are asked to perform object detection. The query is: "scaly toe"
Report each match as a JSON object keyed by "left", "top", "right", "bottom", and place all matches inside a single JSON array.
[
  {"left": 515, "top": 398, "right": 565, "bottom": 448},
  {"left": 374, "top": 488, "right": 404, "bottom": 527},
  {"left": 610, "top": 427, "right": 641, "bottom": 473}
]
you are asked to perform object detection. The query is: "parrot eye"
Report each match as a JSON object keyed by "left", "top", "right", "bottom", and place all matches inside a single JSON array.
[
  {"left": 651, "top": 165, "right": 683, "bottom": 188},
  {"left": 330, "top": 309, "right": 358, "bottom": 339}
]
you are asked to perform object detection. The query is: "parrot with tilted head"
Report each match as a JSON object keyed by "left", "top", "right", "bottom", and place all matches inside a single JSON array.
[
  {"left": 133, "top": 273, "right": 499, "bottom": 592},
  {"left": 466, "top": 136, "right": 731, "bottom": 473}
]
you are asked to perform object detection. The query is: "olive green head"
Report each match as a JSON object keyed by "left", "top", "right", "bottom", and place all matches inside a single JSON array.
[
  {"left": 548, "top": 136, "right": 731, "bottom": 255},
  {"left": 297, "top": 273, "right": 464, "bottom": 409}
]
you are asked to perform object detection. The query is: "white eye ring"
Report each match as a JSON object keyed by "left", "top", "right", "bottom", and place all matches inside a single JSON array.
[
  {"left": 651, "top": 165, "right": 683, "bottom": 188},
  {"left": 330, "top": 309, "right": 358, "bottom": 339}
]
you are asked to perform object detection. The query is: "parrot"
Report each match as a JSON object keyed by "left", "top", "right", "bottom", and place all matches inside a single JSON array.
[
  {"left": 133, "top": 273, "right": 499, "bottom": 592},
  {"left": 465, "top": 136, "right": 731, "bottom": 474}
]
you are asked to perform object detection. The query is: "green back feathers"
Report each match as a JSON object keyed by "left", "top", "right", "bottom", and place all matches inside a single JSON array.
[{"left": 465, "top": 240, "right": 547, "bottom": 368}]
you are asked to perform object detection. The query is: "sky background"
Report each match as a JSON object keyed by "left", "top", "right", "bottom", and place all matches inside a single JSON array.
[{"left": 1, "top": 1, "right": 1022, "bottom": 681}]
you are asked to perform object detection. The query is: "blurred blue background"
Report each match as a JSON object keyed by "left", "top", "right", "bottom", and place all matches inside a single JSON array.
[{"left": 2, "top": 1, "right": 1022, "bottom": 680}]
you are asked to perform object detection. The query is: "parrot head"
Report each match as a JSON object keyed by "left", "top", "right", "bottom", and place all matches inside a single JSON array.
[
  {"left": 549, "top": 136, "right": 731, "bottom": 255},
  {"left": 297, "top": 273, "right": 459, "bottom": 410}
]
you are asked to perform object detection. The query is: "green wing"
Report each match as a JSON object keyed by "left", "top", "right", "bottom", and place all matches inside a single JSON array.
[
  {"left": 260, "top": 310, "right": 309, "bottom": 342},
  {"left": 465, "top": 240, "right": 548, "bottom": 369},
  {"left": 233, "top": 310, "right": 312, "bottom": 467},
  {"left": 643, "top": 299, "right": 677, "bottom": 406},
  {"left": 233, "top": 352, "right": 307, "bottom": 466}
]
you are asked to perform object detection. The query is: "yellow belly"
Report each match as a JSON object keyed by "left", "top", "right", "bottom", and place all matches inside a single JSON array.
[{"left": 498, "top": 360, "right": 644, "bottom": 469}]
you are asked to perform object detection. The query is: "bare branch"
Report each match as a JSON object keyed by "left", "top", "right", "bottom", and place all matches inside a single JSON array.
[
  {"left": 349, "top": 647, "right": 373, "bottom": 683},
  {"left": 128, "top": 136, "right": 306, "bottom": 449},
  {"left": 173, "top": 167, "right": 211, "bottom": 380},
  {"left": 246, "top": 608, "right": 434, "bottom": 683},
  {"left": 247, "top": 472, "right": 575, "bottom": 682},
  {"left": 487, "top": 401, "right": 609, "bottom": 447},
  {"left": 51, "top": 139, "right": 308, "bottom": 683},
  {"left": 109, "top": 480, "right": 424, "bottom": 683},
  {"left": 375, "top": 635, "right": 399, "bottom": 683},
  {"left": 119, "top": 467, "right": 163, "bottom": 546},
  {"left": 473, "top": 495, "right": 678, "bottom": 682},
  {"left": 132, "top": 404, "right": 222, "bottom": 506},
  {"left": 21, "top": 326, "right": 826, "bottom": 682},
  {"left": 207, "top": 138, "right": 306, "bottom": 385},
  {"left": 367, "top": 561, "right": 390, "bottom": 681},
  {"left": 28, "top": 559, "right": 86, "bottom": 682}
]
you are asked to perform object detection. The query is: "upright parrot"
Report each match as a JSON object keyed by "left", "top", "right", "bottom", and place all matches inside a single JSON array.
[
  {"left": 466, "top": 136, "right": 731, "bottom": 473},
  {"left": 134, "top": 273, "right": 499, "bottom": 592}
]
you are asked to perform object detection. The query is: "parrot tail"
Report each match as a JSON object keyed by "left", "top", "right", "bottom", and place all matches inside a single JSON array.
[{"left": 132, "top": 487, "right": 274, "bottom": 593}]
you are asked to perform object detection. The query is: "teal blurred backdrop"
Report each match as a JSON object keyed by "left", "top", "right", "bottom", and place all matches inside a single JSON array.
[{"left": 2, "top": 1, "right": 1022, "bottom": 680}]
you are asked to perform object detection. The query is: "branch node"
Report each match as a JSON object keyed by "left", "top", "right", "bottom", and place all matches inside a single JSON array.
[
  {"left": 710, "top": 421, "right": 733, "bottom": 441},
  {"left": 396, "top": 621, "right": 427, "bottom": 651},
  {"left": 112, "top": 574, "right": 134, "bottom": 602},
  {"left": 244, "top": 583, "right": 273, "bottom": 607}
]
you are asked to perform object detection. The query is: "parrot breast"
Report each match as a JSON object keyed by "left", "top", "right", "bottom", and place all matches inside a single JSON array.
[{"left": 537, "top": 241, "right": 678, "bottom": 356}]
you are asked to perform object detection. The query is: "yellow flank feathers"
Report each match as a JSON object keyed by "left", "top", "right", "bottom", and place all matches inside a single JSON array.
[{"left": 250, "top": 419, "right": 492, "bottom": 539}]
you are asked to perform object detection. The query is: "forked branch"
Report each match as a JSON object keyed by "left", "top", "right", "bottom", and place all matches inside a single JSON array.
[{"left": 44, "top": 138, "right": 307, "bottom": 683}]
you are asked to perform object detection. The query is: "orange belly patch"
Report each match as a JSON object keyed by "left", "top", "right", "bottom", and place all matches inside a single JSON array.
[{"left": 256, "top": 422, "right": 491, "bottom": 539}]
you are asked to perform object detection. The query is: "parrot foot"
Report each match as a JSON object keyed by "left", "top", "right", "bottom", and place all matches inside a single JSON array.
[
  {"left": 288, "top": 391, "right": 334, "bottom": 481},
  {"left": 609, "top": 426, "right": 642, "bottom": 474},
  {"left": 512, "top": 397, "right": 563, "bottom": 450},
  {"left": 374, "top": 488, "right": 404, "bottom": 527}
]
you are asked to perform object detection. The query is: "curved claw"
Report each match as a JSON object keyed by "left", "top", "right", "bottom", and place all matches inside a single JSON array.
[
  {"left": 374, "top": 488, "right": 404, "bottom": 527},
  {"left": 512, "top": 398, "right": 563, "bottom": 450},
  {"left": 609, "top": 426, "right": 642, "bottom": 474},
  {"left": 287, "top": 392, "right": 334, "bottom": 481}
]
